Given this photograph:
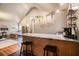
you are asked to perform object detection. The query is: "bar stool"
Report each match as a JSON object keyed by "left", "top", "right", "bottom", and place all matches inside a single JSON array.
[
  {"left": 43, "top": 45, "right": 58, "bottom": 56},
  {"left": 20, "top": 41, "right": 33, "bottom": 56}
]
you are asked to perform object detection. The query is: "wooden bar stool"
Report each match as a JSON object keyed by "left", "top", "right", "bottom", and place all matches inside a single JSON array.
[
  {"left": 43, "top": 45, "right": 58, "bottom": 56},
  {"left": 20, "top": 41, "right": 33, "bottom": 56}
]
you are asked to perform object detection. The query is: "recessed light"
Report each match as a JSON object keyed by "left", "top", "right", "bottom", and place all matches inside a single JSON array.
[
  {"left": 30, "top": 17, "right": 34, "bottom": 20},
  {"left": 56, "top": 9, "right": 60, "bottom": 13}
]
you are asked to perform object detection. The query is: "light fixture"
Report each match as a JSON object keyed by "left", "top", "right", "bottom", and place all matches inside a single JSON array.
[
  {"left": 66, "top": 3, "right": 78, "bottom": 39},
  {"left": 0, "top": 11, "right": 12, "bottom": 20},
  {"left": 56, "top": 9, "right": 60, "bottom": 13},
  {"left": 26, "top": 24, "right": 29, "bottom": 27},
  {"left": 72, "top": 6, "right": 79, "bottom": 10},
  {"left": 60, "top": 3, "right": 64, "bottom": 6},
  {"left": 68, "top": 4, "right": 78, "bottom": 15},
  {"left": 67, "top": 9, "right": 75, "bottom": 15},
  {"left": 30, "top": 16, "right": 34, "bottom": 20}
]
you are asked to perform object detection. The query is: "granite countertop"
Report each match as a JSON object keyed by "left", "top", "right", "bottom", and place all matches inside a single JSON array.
[{"left": 19, "top": 33, "right": 79, "bottom": 43}]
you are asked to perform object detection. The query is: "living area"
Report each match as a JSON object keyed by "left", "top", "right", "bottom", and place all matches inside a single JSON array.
[
  {"left": 0, "top": 25, "right": 19, "bottom": 55},
  {"left": 0, "top": 3, "right": 79, "bottom": 56},
  {"left": 0, "top": 3, "right": 20, "bottom": 55}
]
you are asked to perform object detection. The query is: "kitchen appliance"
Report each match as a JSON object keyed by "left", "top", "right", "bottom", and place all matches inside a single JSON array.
[{"left": 64, "top": 28, "right": 77, "bottom": 39}]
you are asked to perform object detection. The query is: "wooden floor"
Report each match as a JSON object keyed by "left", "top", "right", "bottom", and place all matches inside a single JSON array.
[
  {"left": 0, "top": 36, "right": 23, "bottom": 56},
  {"left": 0, "top": 44, "right": 20, "bottom": 56}
]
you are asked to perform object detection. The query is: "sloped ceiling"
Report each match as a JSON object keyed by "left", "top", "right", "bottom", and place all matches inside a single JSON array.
[
  {"left": 32, "top": 3, "right": 60, "bottom": 12},
  {"left": 0, "top": 3, "right": 78, "bottom": 23},
  {"left": 0, "top": 3, "right": 32, "bottom": 22}
]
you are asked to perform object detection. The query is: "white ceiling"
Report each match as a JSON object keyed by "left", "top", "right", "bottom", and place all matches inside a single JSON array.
[
  {"left": 0, "top": 3, "right": 79, "bottom": 23},
  {"left": 0, "top": 3, "right": 30, "bottom": 20}
]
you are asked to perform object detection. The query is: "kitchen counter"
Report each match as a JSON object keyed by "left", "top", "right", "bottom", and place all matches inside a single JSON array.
[
  {"left": 19, "top": 33, "right": 79, "bottom": 43},
  {"left": 20, "top": 33, "right": 79, "bottom": 56}
]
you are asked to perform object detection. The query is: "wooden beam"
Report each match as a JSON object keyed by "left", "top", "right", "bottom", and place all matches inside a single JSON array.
[{"left": 18, "top": 7, "right": 36, "bottom": 24}]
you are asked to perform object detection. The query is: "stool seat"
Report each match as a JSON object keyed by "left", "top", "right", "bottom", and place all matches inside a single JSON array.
[
  {"left": 20, "top": 41, "right": 33, "bottom": 56},
  {"left": 22, "top": 41, "right": 32, "bottom": 45},
  {"left": 44, "top": 45, "right": 58, "bottom": 56}
]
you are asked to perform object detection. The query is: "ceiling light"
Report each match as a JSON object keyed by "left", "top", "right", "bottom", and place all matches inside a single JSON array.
[
  {"left": 60, "top": 3, "right": 64, "bottom": 6},
  {"left": 0, "top": 11, "right": 12, "bottom": 20},
  {"left": 72, "top": 6, "right": 79, "bottom": 10},
  {"left": 30, "top": 17, "right": 34, "bottom": 20},
  {"left": 26, "top": 24, "right": 30, "bottom": 27},
  {"left": 56, "top": 9, "right": 60, "bottom": 13}
]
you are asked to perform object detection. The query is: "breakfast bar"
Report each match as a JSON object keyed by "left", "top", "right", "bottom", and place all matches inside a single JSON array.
[{"left": 21, "top": 33, "right": 79, "bottom": 56}]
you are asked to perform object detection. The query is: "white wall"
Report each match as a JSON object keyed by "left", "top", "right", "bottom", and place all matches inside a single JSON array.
[
  {"left": 21, "top": 8, "right": 67, "bottom": 34},
  {"left": 34, "top": 11, "right": 67, "bottom": 34},
  {"left": 75, "top": 9, "right": 79, "bottom": 30},
  {"left": 0, "top": 21, "right": 18, "bottom": 34}
]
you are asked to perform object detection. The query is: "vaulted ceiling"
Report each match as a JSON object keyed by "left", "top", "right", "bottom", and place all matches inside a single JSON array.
[{"left": 0, "top": 3, "right": 78, "bottom": 23}]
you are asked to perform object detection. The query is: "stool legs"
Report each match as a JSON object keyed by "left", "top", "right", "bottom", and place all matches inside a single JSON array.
[
  {"left": 46, "top": 50, "right": 48, "bottom": 56},
  {"left": 44, "top": 49, "right": 48, "bottom": 56},
  {"left": 20, "top": 44, "right": 26, "bottom": 56},
  {"left": 20, "top": 44, "right": 23, "bottom": 56},
  {"left": 20, "top": 43, "right": 33, "bottom": 56},
  {"left": 26, "top": 45, "right": 27, "bottom": 55},
  {"left": 43, "top": 49, "right": 45, "bottom": 56},
  {"left": 44, "top": 50, "right": 57, "bottom": 56},
  {"left": 31, "top": 44, "right": 33, "bottom": 55},
  {"left": 43, "top": 45, "right": 58, "bottom": 56}
]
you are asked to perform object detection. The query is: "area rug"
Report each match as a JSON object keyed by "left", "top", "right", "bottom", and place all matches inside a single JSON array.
[{"left": 0, "top": 39, "right": 18, "bottom": 49}]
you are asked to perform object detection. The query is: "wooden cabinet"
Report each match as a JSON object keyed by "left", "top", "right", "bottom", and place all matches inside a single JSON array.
[{"left": 24, "top": 36, "right": 79, "bottom": 56}]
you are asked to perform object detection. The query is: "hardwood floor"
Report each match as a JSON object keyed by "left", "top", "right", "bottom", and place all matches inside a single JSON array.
[
  {"left": 0, "top": 44, "right": 20, "bottom": 56},
  {"left": 0, "top": 37, "right": 22, "bottom": 56}
]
